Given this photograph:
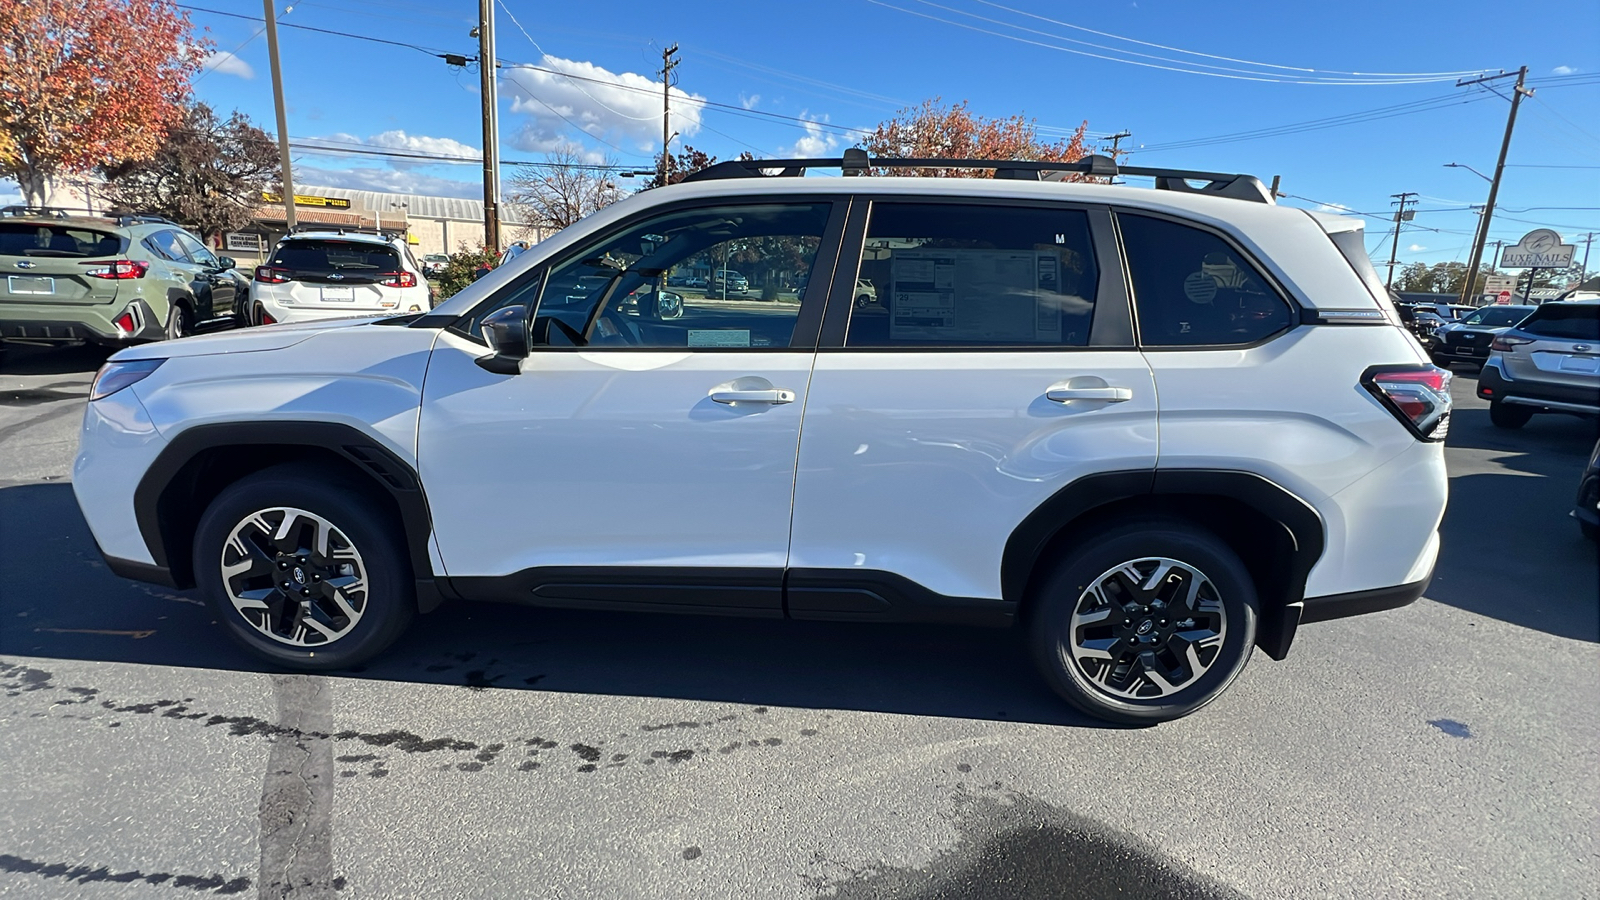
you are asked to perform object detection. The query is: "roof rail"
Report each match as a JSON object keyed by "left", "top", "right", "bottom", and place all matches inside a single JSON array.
[
  {"left": 116, "top": 213, "right": 183, "bottom": 227},
  {"left": 681, "top": 150, "right": 1275, "bottom": 204},
  {"left": 1, "top": 205, "right": 79, "bottom": 219},
  {"left": 288, "top": 223, "right": 403, "bottom": 239}
]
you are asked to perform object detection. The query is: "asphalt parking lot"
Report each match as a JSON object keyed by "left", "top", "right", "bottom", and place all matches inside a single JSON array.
[{"left": 1, "top": 344, "right": 1596, "bottom": 899}]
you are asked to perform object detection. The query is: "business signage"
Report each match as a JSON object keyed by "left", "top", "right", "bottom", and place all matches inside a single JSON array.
[
  {"left": 224, "top": 232, "right": 264, "bottom": 252},
  {"left": 261, "top": 192, "right": 353, "bottom": 210},
  {"left": 1500, "top": 229, "right": 1575, "bottom": 269}
]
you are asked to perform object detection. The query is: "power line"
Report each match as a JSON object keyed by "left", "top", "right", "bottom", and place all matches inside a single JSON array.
[
  {"left": 867, "top": 0, "right": 1488, "bottom": 85},
  {"left": 1139, "top": 93, "right": 1492, "bottom": 153},
  {"left": 963, "top": 0, "right": 1488, "bottom": 78},
  {"left": 178, "top": 4, "right": 450, "bottom": 56}
]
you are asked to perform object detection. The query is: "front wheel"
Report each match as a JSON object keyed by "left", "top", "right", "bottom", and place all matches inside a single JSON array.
[
  {"left": 193, "top": 465, "right": 415, "bottom": 670},
  {"left": 164, "top": 302, "right": 193, "bottom": 341},
  {"left": 1489, "top": 400, "right": 1534, "bottom": 429},
  {"left": 1028, "top": 519, "right": 1257, "bottom": 725}
]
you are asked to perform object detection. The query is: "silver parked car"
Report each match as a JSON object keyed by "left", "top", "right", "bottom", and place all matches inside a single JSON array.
[{"left": 1477, "top": 300, "right": 1600, "bottom": 428}]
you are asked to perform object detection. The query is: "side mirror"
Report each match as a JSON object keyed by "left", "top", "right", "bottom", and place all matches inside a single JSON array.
[
  {"left": 475, "top": 306, "right": 529, "bottom": 375},
  {"left": 216, "top": 256, "right": 237, "bottom": 270}
]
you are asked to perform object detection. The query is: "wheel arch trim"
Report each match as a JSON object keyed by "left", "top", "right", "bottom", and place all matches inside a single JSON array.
[
  {"left": 1001, "top": 468, "right": 1326, "bottom": 660},
  {"left": 130, "top": 420, "right": 446, "bottom": 610}
]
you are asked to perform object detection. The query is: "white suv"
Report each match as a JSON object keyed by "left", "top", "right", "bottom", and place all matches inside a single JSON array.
[
  {"left": 74, "top": 153, "right": 1450, "bottom": 723},
  {"left": 250, "top": 229, "right": 431, "bottom": 325}
]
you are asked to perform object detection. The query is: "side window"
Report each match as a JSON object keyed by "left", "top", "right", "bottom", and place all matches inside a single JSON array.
[
  {"left": 1118, "top": 214, "right": 1294, "bottom": 347},
  {"left": 535, "top": 203, "right": 831, "bottom": 349},
  {"left": 175, "top": 232, "right": 217, "bottom": 266},
  {"left": 147, "top": 230, "right": 189, "bottom": 262},
  {"left": 846, "top": 203, "right": 1099, "bottom": 348}
]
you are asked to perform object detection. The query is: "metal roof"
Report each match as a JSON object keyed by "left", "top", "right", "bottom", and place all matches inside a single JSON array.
[{"left": 296, "top": 185, "right": 527, "bottom": 224}]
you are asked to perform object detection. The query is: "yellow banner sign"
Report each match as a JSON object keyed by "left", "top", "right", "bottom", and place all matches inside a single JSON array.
[{"left": 261, "top": 192, "right": 353, "bottom": 209}]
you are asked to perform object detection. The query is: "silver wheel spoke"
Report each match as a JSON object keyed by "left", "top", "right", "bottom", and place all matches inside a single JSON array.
[
  {"left": 220, "top": 506, "right": 368, "bottom": 649},
  {"left": 1067, "top": 556, "right": 1228, "bottom": 701}
]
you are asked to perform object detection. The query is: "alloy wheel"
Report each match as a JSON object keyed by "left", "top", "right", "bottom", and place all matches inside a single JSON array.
[
  {"left": 1067, "top": 557, "right": 1227, "bottom": 700},
  {"left": 219, "top": 506, "right": 368, "bottom": 647}
]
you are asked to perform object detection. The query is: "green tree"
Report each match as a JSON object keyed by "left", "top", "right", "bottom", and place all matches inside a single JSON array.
[{"left": 431, "top": 244, "right": 500, "bottom": 301}]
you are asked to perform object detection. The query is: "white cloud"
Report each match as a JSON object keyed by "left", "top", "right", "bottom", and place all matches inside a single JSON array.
[
  {"left": 740, "top": 93, "right": 761, "bottom": 110},
  {"left": 1316, "top": 202, "right": 1354, "bottom": 213},
  {"left": 202, "top": 50, "right": 254, "bottom": 79},
  {"left": 500, "top": 54, "right": 705, "bottom": 156},
  {"left": 1408, "top": 243, "right": 1427, "bottom": 252},
  {"left": 779, "top": 111, "right": 842, "bottom": 158},
  {"left": 294, "top": 165, "right": 481, "bottom": 199},
  {"left": 1552, "top": 65, "right": 1579, "bottom": 75}
]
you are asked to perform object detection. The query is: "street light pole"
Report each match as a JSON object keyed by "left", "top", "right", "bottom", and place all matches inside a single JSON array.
[{"left": 1454, "top": 66, "right": 1531, "bottom": 304}]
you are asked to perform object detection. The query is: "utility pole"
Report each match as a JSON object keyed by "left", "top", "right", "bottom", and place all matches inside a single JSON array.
[
  {"left": 1455, "top": 66, "right": 1531, "bottom": 304},
  {"left": 1385, "top": 192, "right": 1418, "bottom": 289},
  {"left": 263, "top": 0, "right": 295, "bottom": 229},
  {"left": 477, "top": 0, "right": 501, "bottom": 251},
  {"left": 659, "top": 45, "right": 680, "bottom": 186},
  {"left": 1106, "top": 130, "right": 1131, "bottom": 157},
  {"left": 1581, "top": 232, "right": 1595, "bottom": 280}
]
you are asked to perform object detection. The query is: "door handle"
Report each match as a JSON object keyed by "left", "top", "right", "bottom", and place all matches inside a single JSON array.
[
  {"left": 1046, "top": 384, "right": 1133, "bottom": 403},
  {"left": 710, "top": 388, "right": 796, "bottom": 404}
]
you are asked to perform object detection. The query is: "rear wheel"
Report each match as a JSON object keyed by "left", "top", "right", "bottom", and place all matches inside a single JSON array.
[
  {"left": 1028, "top": 518, "right": 1257, "bottom": 725},
  {"left": 164, "top": 302, "right": 193, "bottom": 341},
  {"left": 1489, "top": 400, "right": 1534, "bottom": 429},
  {"left": 193, "top": 465, "right": 415, "bottom": 670}
]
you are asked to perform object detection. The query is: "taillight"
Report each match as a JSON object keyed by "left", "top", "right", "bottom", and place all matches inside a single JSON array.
[
  {"left": 378, "top": 271, "right": 417, "bottom": 288},
  {"left": 255, "top": 266, "right": 291, "bottom": 284},
  {"left": 1490, "top": 335, "right": 1532, "bottom": 351},
  {"left": 80, "top": 260, "right": 149, "bottom": 279},
  {"left": 1362, "top": 365, "right": 1451, "bottom": 442}
]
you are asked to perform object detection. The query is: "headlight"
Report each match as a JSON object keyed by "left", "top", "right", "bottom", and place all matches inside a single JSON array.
[{"left": 90, "top": 358, "right": 165, "bottom": 401}]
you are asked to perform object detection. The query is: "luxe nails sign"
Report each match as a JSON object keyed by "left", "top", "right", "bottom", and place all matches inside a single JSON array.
[{"left": 1500, "top": 229, "right": 1575, "bottom": 269}]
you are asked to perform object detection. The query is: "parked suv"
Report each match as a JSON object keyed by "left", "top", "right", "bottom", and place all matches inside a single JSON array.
[
  {"left": 1477, "top": 299, "right": 1600, "bottom": 428},
  {"left": 74, "top": 154, "right": 1449, "bottom": 724},
  {"left": 251, "top": 229, "right": 431, "bottom": 325},
  {"left": 1, "top": 208, "right": 247, "bottom": 345}
]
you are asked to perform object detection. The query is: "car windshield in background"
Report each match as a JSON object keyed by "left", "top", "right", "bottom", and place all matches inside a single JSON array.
[
  {"left": 0, "top": 223, "right": 122, "bottom": 258},
  {"left": 1463, "top": 306, "right": 1534, "bottom": 327},
  {"left": 271, "top": 240, "right": 400, "bottom": 273},
  {"left": 1521, "top": 303, "right": 1600, "bottom": 340}
]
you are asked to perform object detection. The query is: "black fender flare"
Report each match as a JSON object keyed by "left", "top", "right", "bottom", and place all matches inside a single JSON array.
[
  {"left": 1001, "top": 469, "right": 1325, "bottom": 659},
  {"left": 132, "top": 421, "right": 447, "bottom": 612}
]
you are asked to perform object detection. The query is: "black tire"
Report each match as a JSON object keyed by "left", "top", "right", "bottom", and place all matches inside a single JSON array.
[
  {"left": 1429, "top": 353, "right": 1450, "bottom": 368},
  {"left": 164, "top": 301, "right": 193, "bottom": 341},
  {"left": 193, "top": 464, "right": 415, "bottom": 670},
  {"left": 1489, "top": 400, "right": 1534, "bottom": 429},
  {"left": 1028, "top": 518, "right": 1258, "bottom": 725}
]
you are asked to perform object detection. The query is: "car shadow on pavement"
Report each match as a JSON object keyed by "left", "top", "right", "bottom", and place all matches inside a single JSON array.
[
  {"left": 1429, "top": 407, "right": 1599, "bottom": 642},
  {"left": 0, "top": 482, "right": 1099, "bottom": 728},
  {"left": 0, "top": 344, "right": 111, "bottom": 377}
]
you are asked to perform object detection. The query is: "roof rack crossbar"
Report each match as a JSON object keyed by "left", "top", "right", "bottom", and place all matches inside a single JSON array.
[{"left": 680, "top": 154, "right": 1273, "bottom": 203}]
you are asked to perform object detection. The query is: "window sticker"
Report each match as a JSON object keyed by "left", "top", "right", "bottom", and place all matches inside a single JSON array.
[
  {"left": 1182, "top": 271, "right": 1219, "bottom": 304},
  {"left": 888, "top": 248, "right": 1075, "bottom": 342},
  {"left": 687, "top": 329, "right": 752, "bottom": 348}
]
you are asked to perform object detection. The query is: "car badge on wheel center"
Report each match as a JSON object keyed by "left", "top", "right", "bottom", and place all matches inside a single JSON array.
[
  {"left": 292, "top": 567, "right": 307, "bottom": 585},
  {"left": 1136, "top": 619, "right": 1155, "bottom": 635}
]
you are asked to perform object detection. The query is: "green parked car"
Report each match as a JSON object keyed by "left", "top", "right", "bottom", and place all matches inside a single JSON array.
[{"left": 0, "top": 208, "right": 250, "bottom": 346}]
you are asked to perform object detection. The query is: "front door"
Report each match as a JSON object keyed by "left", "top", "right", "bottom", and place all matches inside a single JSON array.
[
  {"left": 419, "top": 199, "right": 845, "bottom": 613},
  {"left": 174, "top": 231, "right": 233, "bottom": 320}
]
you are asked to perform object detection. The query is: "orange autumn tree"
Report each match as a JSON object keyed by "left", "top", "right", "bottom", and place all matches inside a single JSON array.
[
  {"left": 0, "top": 0, "right": 206, "bottom": 207},
  {"left": 861, "top": 98, "right": 1092, "bottom": 177}
]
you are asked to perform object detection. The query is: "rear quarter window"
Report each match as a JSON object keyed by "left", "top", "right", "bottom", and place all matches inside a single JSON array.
[
  {"left": 0, "top": 224, "right": 123, "bottom": 258},
  {"left": 1520, "top": 304, "right": 1600, "bottom": 341},
  {"left": 1118, "top": 214, "right": 1294, "bottom": 347}
]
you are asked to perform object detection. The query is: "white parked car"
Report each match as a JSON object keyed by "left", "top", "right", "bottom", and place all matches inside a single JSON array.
[
  {"left": 250, "top": 229, "right": 431, "bottom": 325},
  {"left": 74, "top": 152, "right": 1449, "bottom": 723}
]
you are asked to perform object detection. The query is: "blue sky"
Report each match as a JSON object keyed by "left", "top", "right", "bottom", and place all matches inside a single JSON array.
[{"left": 86, "top": 1, "right": 1600, "bottom": 271}]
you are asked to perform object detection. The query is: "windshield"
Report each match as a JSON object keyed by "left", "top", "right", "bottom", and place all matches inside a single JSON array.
[
  {"left": 0, "top": 223, "right": 123, "bottom": 258},
  {"left": 1462, "top": 306, "right": 1533, "bottom": 327}
]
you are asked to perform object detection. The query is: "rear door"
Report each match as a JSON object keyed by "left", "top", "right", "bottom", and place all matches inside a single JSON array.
[
  {"left": 1, "top": 221, "right": 127, "bottom": 307},
  {"left": 787, "top": 198, "right": 1156, "bottom": 609},
  {"left": 173, "top": 231, "right": 233, "bottom": 320}
]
